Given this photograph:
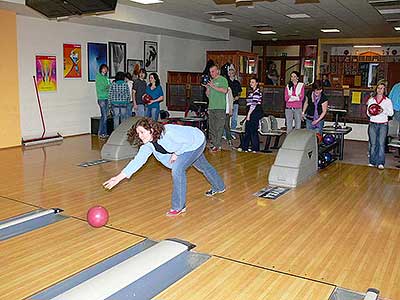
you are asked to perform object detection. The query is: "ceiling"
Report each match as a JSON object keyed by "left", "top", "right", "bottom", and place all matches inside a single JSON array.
[{"left": 119, "top": 0, "right": 400, "bottom": 40}]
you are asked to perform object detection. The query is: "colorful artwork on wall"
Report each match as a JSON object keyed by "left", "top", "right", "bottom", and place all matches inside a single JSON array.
[
  {"left": 36, "top": 55, "right": 57, "bottom": 92},
  {"left": 63, "top": 43, "right": 81, "bottom": 78},
  {"left": 87, "top": 42, "right": 107, "bottom": 82}
]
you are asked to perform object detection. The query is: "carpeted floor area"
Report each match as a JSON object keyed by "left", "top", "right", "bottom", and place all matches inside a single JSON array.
[{"left": 340, "top": 139, "right": 400, "bottom": 170}]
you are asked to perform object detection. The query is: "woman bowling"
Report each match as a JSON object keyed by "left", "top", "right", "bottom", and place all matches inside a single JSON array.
[
  {"left": 103, "top": 117, "right": 225, "bottom": 216},
  {"left": 302, "top": 80, "right": 328, "bottom": 134},
  {"left": 367, "top": 81, "right": 393, "bottom": 170}
]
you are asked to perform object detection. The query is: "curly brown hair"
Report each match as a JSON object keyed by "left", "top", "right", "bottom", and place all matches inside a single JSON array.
[{"left": 127, "top": 117, "right": 165, "bottom": 145}]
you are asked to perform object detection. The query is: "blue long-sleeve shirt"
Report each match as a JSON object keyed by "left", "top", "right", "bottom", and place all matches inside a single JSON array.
[
  {"left": 388, "top": 82, "right": 400, "bottom": 111},
  {"left": 122, "top": 124, "right": 205, "bottom": 178}
]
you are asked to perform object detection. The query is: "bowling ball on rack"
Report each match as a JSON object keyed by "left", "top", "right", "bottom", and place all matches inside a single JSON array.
[
  {"left": 324, "top": 152, "right": 333, "bottom": 163},
  {"left": 318, "top": 155, "right": 327, "bottom": 169},
  {"left": 87, "top": 206, "right": 109, "bottom": 228},
  {"left": 142, "top": 94, "right": 153, "bottom": 105},
  {"left": 323, "top": 134, "right": 335, "bottom": 145},
  {"left": 368, "top": 103, "right": 382, "bottom": 116},
  {"left": 201, "top": 74, "right": 210, "bottom": 85}
]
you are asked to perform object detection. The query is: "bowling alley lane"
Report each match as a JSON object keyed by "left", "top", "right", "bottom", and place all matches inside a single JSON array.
[{"left": 0, "top": 217, "right": 143, "bottom": 299}]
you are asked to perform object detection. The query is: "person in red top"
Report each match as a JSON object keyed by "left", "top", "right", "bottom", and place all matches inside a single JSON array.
[{"left": 284, "top": 71, "right": 304, "bottom": 133}]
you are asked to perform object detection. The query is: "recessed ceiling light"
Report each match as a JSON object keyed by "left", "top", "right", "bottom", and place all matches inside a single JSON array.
[
  {"left": 257, "top": 30, "right": 277, "bottom": 34},
  {"left": 321, "top": 28, "right": 340, "bottom": 33},
  {"left": 286, "top": 13, "right": 311, "bottom": 19},
  {"left": 377, "top": 8, "right": 400, "bottom": 14},
  {"left": 210, "top": 17, "right": 232, "bottom": 22},
  {"left": 353, "top": 45, "right": 382, "bottom": 48},
  {"left": 395, "top": 26, "right": 400, "bottom": 30},
  {"left": 128, "top": 0, "right": 163, "bottom": 4}
]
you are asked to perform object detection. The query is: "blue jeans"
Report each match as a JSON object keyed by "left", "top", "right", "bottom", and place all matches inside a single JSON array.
[
  {"left": 146, "top": 106, "right": 160, "bottom": 121},
  {"left": 231, "top": 103, "right": 239, "bottom": 129},
  {"left": 127, "top": 102, "right": 133, "bottom": 117},
  {"left": 368, "top": 122, "right": 388, "bottom": 166},
  {"left": 306, "top": 119, "right": 324, "bottom": 134},
  {"left": 135, "top": 104, "right": 145, "bottom": 117},
  {"left": 112, "top": 105, "right": 128, "bottom": 130},
  {"left": 97, "top": 99, "right": 109, "bottom": 136},
  {"left": 171, "top": 141, "right": 225, "bottom": 210}
]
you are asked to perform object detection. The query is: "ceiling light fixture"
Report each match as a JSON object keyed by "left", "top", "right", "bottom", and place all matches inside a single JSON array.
[
  {"left": 257, "top": 30, "right": 277, "bottom": 34},
  {"left": 286, "top": 13, "right": 311, "bottom": 18},
  {"left": 128, "top": 0, "right": 163, "bottom": 4},
  {"left": 395, "top": 26, "right": 400, "bottom": 30},
  {"left": 321, "top": 28, "right": 340, "bottom": 33},
  {"left": 210, "top": 17, "right": 232, "bottom": 22}
]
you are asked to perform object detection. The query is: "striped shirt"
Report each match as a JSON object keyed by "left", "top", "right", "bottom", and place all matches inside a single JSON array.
[
  {"left": 246, "top": 87, "right": 262, "bottom": 109},
  {"left": 108, "top": 80, "right": 130, "bottom": 105}
]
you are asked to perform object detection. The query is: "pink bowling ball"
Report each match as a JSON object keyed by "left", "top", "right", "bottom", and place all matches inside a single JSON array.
[{"left": 87, "top": 206, "right": 109, "bottom": 228}]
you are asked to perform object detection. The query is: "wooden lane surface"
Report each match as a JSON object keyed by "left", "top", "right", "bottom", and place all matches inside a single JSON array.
[
  {"left": 1, "top": 135, "right": 400, "bottom": 299},
  {"left": 155, "top": 257, "right": 334, "bottom": 300},
  {"left": 0, "top": 196, "right": 35, "bottom": 221},
  {"left": 0, "top": 217, "right": 143, "bottom": 299}
]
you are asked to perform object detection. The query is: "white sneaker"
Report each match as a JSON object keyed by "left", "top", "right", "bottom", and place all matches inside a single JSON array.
[
  {"left": 236, "top": 147, "right": 243, "bottom": 152},
  {"left": 378, "top": 164, "right": 384, "bottom": 170},
  {"left": 368, "top": 164, "right": 374, "bottom": 167}
]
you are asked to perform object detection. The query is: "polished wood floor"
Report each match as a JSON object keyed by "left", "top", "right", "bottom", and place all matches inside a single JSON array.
[{"left": 1, "top": 135, "right": 399, "bottom": 299}]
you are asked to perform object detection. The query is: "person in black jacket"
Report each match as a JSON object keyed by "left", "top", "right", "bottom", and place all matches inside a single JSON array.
[{"left": 302, "top": 80, "right": 328, "bottom": 134}]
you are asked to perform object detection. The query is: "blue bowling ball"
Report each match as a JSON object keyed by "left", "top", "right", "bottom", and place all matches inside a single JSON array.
[
  {"left": 324, "top": 152, "right": 333, "bottom": 163},
  {"left": 323, "top": 134, "right": 335, "bottom": 145}
]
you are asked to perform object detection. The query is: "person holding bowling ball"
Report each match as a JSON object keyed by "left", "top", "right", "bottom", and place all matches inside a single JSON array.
[{"left": 367, "top": 81, "right": 393, "bottom": 169}]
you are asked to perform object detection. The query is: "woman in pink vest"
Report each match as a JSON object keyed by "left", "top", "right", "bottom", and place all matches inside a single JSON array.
[{"left": 284, "top": 71, "right": 304, "bottom": 133}]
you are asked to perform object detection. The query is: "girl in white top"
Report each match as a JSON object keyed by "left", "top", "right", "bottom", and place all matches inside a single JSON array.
[{"left": 367, "top": 81, "right": 393, "bottom": 169}]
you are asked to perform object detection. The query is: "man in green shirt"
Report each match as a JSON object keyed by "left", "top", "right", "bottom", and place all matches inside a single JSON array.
[{"left": 205, "top": 65, "right": 228, "bottom": 151}]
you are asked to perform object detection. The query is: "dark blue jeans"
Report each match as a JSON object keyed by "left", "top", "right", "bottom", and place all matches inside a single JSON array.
[
  {"left": 97, "top": 99, "right": 109, "bottom": 136},
  {"left": 171, "top": 141, "right": 225, "bottom": 210},
  {"left": 368, "top": 122, "right": 388, "bottom": 166},
  {"left": 146, "top": 106, "right": 160, "bottom": 121}
]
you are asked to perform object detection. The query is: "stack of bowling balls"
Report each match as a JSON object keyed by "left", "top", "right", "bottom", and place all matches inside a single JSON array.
[{"left": 317, "top": 133, "right": 336, "bottom": 169}]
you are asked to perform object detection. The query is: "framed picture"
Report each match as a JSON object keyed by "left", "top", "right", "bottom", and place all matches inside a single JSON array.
[
  {"left": 63, "top": 43, "right": 81, "bottom": 78},
  {"left": 109, "top": 41, "right": 126, "bottom": 78},
  {"left": 36, "top": 55, "right": 57, "bottom": 92},
  {"left": 127, "top": 59, "right": 143, "bottom": 79},
  {"left": 144, "top": 41, "right": 158, "bottom": 72},
  {"left": 87, "top": 42, "right": 107, "bottom": 82}
]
